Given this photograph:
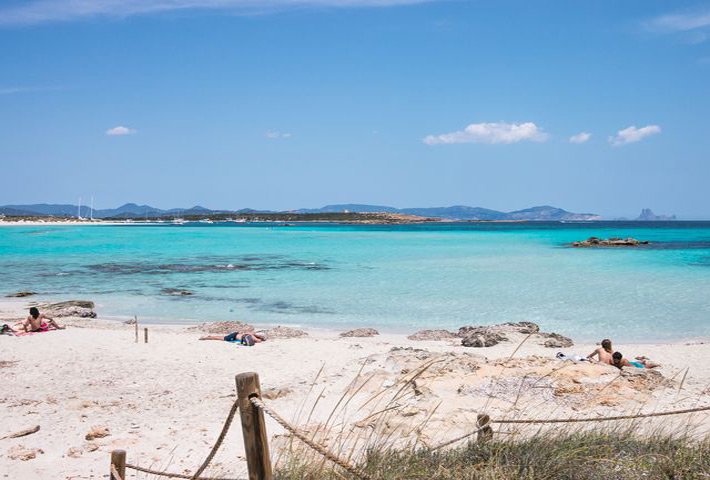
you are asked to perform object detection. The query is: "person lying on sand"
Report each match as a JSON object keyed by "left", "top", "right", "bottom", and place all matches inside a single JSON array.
[
  {"left": 1, "top": 323, "right": 16, "bottom": 335},
  {"left": 612, "top": 351, "right": 660, "bottom": 369},
  {"left": 587, "top": 338, "right": 614, "bottom": 365},
  {"left": 199, "top": 331, "right": 266, "bottom": 346},
  {"left": 19, "top": 307, "right": 65, "bottom": 333}
]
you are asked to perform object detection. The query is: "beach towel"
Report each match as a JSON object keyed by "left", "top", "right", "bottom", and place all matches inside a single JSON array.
[{"left": 556, "top": 352, "right": 589, "bottom": 362}]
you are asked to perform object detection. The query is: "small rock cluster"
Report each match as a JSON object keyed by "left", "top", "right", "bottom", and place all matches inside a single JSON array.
[
  {"left": 340, "top": 328, "right": 379, "bottom": 338},
  {"left": 408, "top": 321, "right": 573, "bottom": 349},
  {"left": 571, "top": 237, "right": 649, "bottom": 247},
  {"left": 40, "top": 300, "right": 97, "bottom": 318}
]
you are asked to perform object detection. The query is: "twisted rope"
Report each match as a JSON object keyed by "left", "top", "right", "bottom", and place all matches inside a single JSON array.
[
  {"left": 493, "top": 405, "right": 710, "bottom": 425},
  {"left": 429, "top": 416, "right": 490, "bottom": 451},
  {"left": 124, "top": 399, "right": 243, "bottom": 480},
  {"left": 125, "top": 463, "right": 243, "bottom": 480},
  {"left": 190, "top": 399, "right": 240, "bottom": 479},
  {"left": 249, "top": 396, "right": 371, "bottom": 480}
]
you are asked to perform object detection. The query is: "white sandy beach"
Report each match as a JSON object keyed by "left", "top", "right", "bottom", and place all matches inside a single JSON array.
[{"left": 1, "top": 298, "right": 709, "bottom": 480}]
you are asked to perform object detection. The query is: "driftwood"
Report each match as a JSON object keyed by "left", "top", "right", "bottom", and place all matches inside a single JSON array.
[{"left": 0, "top": 425, "right": 40, "bottom": 440}]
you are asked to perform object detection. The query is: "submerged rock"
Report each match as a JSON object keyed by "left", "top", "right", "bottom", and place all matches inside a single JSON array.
[
  {"left": 160, "top": 288, "right": 193, "bottom": 296},
  {"left": 407, "top": 329, "right": 458, "bottom": 341},
  {"left": 571, "top": 237, "right": 649, "bottom": 247},
  {"left": 5, "top": 291, "right": 36, "bottom": 298},
  {"left": 340, "top": 328, "right": 379, "bottom": 338}
]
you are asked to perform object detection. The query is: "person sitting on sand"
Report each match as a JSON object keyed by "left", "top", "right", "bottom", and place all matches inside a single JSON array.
[
  {"left": 612, "top": 351, "right": 660, "bottom": 369},
  {"left": 199, "top": 331, "right": 266, "bottom": 346},
  {"left": 587, "top": 338, "right": 614, "bottom": 365},
  {"left": 19, "top": 307, "right": 65, "bottom": 333}
]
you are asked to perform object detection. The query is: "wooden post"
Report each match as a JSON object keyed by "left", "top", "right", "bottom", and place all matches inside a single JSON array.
[
  {"left": 236, "top": 372, "right": 273, "bottom": 480},
  {"left": 144, "top": 327, "right": 148, "bottom": 344},
  {"left": 110, "top": 449, "right": 126, "bottom": 480},
  {"left": 134, "top": 316, "right": 138, "bottom": 343},
  {"left": 477, "top": 413, "right": 493, "bottom": 442}
]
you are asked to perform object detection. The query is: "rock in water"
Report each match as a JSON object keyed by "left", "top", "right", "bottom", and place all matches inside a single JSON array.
[
  {"left": 5, "top": 291, "right": 36, "bottom": 298},
  {"left": 571, "top": 237, "right": 649, "bottom": 247},
  {"left": 407, "top": 329, "right": 458, "bottom": 341},
  {"left": 340, "top": 328, "right": 379, "bottom": 338}
]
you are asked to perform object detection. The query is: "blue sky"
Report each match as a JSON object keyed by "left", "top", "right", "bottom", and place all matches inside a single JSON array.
[{"left": 0, "top": 1, "right": 708, "bottom": 218}]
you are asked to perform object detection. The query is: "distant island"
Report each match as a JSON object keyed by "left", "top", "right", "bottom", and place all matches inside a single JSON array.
[
  {"left": 0, "top": 203, "right": 678, "bottom": 223},
  {"left": 0, "top": 203, "right": 602, "bottom": 222}
]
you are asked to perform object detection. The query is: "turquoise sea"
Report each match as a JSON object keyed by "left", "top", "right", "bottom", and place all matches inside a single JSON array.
[{"left": 1, "top": 222, "right": 709, "bottom": 342}]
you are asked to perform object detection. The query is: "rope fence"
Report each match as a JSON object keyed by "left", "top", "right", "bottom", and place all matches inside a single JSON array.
[{"left": 109, "top": 372, "right": 710, "bottom": 480}]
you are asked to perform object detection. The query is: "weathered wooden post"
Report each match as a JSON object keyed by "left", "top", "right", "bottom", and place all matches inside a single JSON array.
[
  {"left": 110, "top": 449, "right": 126, "bottom": 480},
  {"left": 134, "top": 316, "right": 138, "bottom": 343},
  {"left": 477, "top": 413, "right": 493, "bottom": 442},
  {"left": 144, "top": 327, "right": 148, "bottom": 344},
  {"left": 236, "top": 372, "right": 273, "bottom": 480}
]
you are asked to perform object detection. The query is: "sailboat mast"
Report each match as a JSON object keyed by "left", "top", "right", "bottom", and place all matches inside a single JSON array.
[
  {"left": 90, "top": 196, "right": 94, "bottom": 221},
  {"left": 78, "top": 197, "right": 82, "bottom": 219}
]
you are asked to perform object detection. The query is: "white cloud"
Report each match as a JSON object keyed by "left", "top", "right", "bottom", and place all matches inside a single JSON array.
[
  {"left": 569, "top": 132, "right": 591, "bottom": 144},
  {"left": 0, "top": 0, "right": 434, "bottom": 26},
  {"left": 265, "top": 131, "right": 292, "bottom": 139},
  {"left": 646, "top": 10, "right": 710, "bottom": 32},
  {"left": 423, "top": 122, "right": 548, "bottom": 145},
  {"left": 106, "top": 126, "right": 137, "bottom": 136},
  {"left": 608, "top": 125, "right": 661, "bottom": 146}
]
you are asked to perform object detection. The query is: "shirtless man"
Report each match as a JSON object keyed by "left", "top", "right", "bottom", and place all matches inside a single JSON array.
[
  {"left": 587, "top": 338, "right": 614, "bottom": 365},
  {"left": 199, "top": 331, "right": 266, "bottom": 346},
  {"left": 19, "top": 307, "right": 65, "bottom": 332}
]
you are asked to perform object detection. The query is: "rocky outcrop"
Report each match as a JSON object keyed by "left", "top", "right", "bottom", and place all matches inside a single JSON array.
[
  {"left": 461, "top": 331, "right": 507, "bottom": 348},
  {"left": 265, "top": 326, "right": 308, "bottom": 338},
  {"left": 41, "top": 300, "right": 96, "bottom": 318},
  {"left": 190, "top": 321, "right": 254, "bottom": 334},
  {"left": 542, "top": 332, "right": 574, "bottom": 348},
  {"left": 571, "top": 237, "right": 649, "bottom": 247},
  {"left": 636, "top": 209, "right": 676, "bottom": 221},
  {"left": 340, "top": 328, "right": 379, "bottom": 338},
  {"left": 458, "top": 322, "right": 574, "bottom": 349},
  {"left": 407, "top": 329, "right": 458, "bottom": 341}
]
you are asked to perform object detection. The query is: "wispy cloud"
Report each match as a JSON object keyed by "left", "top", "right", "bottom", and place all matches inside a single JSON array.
[
  {"left": 423, "top": 121, "right": 548, "bottom": 145},
  {"left": 0, "top": 85, "right": 62, "bottom": 95},
  {"left": 264, "top": 130, "right": 292, "bottom": 139},
  {"left": 609, "top": 125, "right": 660, "bottom": 146},
  {"left": 569, "top": 132, "right": 591, "bottom": 144},
  {"left": 0, "top": 0, "right": 434, "bottom": 26},
  {"left": 106, "top": 126, "right": 137, "bottom": 136},
  {"left": 646, "top": 9, "right": 710, "bottom": 33}
]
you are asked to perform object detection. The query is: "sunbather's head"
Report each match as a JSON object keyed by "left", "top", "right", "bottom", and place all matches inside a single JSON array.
[
  {"left": 601, "top": 339, "right": 612, "bottom": 353},
  {"left": 612, "top": 351, "right": 623, "bottom": 366},
  {"left": 29, "top": 307, "right": 40, "bottom": 319}
]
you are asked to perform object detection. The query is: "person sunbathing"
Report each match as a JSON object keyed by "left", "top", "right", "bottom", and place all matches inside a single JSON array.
[
  {"left": 199, "top": 331, "right": 266, "bottom": 346},
  {"left": 587, "top": 338, "right": 614, "bottom": 365},
  {"left": 612, "top": 351, "right": 660, "bottom": 369},
  {"left": 19, "top": 307, "right": 65, "bottom": 333}
]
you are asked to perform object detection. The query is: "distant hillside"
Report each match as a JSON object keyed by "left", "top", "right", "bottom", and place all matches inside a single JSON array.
[
  {"left": 298, "top": 204, "right": 601, "bottom": 221},
  {"left": 0, "top": 202, "right": 601, "bottom": 221}
]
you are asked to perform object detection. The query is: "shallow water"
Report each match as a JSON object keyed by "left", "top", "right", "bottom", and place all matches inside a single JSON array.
[{"left": 1, "top": 221, "right": 709, "bottom": 341}]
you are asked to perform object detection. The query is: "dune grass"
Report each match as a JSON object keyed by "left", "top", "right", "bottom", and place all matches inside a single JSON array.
[{"left": 274, "top": 427, "right": 710, "bottom": 480}]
